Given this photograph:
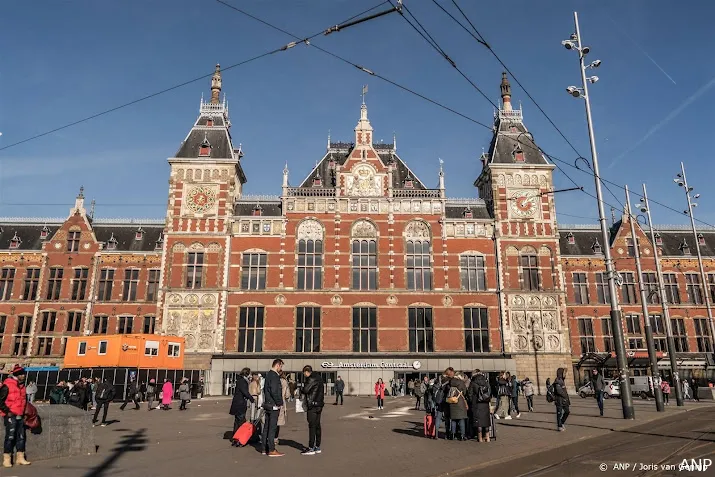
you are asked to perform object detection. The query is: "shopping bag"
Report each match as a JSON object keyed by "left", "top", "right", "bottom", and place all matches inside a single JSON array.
[{"left": 296, "top": 398, "right": 306, "bottom": 413}]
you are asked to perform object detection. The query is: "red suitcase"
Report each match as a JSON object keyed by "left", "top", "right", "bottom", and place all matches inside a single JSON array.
[
  {"left": 424, "top": 413, "right": 436, "bottom": 438},
  {"left": 233, "top": 421, "right": 256, "bottom": 446}
]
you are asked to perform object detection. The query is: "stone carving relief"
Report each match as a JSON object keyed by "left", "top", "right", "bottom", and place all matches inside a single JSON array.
[
  {"left": 515, "top": 335, "right": 528, "bottom": 351},
  {"left": 542, "top": 311, "right": 558, "bottom": 332},
  {"left": 404, "top": 221, "right": 430, "bottom": 239},
  {"left": 442, "top": 295, "right": 453, "bottom": 307},
  {"left": 512, "top": 311, "right": 527, "bottom": 331},
  {"left": 163, "top": 291, "right": 220, "bottom": 353},
  {"left": 345, "top": 164, "right": 382, "bottom": 197},
  {"left": 331, "top": 295, "right": 342, "bottom": 306},
  {"left": 386, "top": 295, "right": 398, "bottom": 306},
  {"left": 527, "top": 296, "right": 541, "bottom": 308},
  {"left": 547, "top": 335, "right": 560, "bottom": 351},
  {"left": 508, "top": 294, "right": 563, "bottom": 353},
  {"left": 297, "top": 220, "right": 324, "bottom": 241},
  {"left": 352, "top": 220, "right": 377, "bottom": 239},
  {"left": 527, "top": 311, "right": 541, "bottom": 331},
  {"left": 275, "top": 294, "right": 287, "bottom": 305},
  {"left": 533, "top": 335, "right": 544, "bottom": 350}
]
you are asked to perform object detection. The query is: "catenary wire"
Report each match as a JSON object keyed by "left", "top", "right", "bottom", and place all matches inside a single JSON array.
[{"left": 438, "top": 0, "right": 626, "bottom": 209}]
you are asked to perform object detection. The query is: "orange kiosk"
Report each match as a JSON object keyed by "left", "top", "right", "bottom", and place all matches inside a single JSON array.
[{"left": 63, "top": 334, "right": 185, "bottom": 369}]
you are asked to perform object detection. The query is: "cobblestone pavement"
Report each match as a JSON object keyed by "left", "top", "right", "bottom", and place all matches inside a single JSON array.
[{"left": 10, "top": 395, "right": 714, "bottom": 477}]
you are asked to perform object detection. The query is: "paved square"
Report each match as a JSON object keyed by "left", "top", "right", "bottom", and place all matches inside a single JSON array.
[{"left": 11, "top": 395, "right": 714, "bottom": 477}]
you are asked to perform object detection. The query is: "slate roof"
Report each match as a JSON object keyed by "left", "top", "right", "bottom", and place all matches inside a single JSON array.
[
  {"left": 0, "top": 221, "right": 164, "bottom": 252},
  {"left": 558, "top": 224, "right": 715, "bottom": 257},
  {"left": 486, "top": 114, "right": 549, "bottom": 166},
  {"left": 445, "top": 203, "right": 492, "bottom": 220},
  {"left": 234, "top": 202, "right": 283, "bottom": 217},
  {"left": 299, "top": 143, "right": 428, "bottom": 190}
]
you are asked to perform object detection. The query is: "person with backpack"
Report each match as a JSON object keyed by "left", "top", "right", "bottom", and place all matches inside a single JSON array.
[
  {"left": 146, "top": 379, "right": 157, "bottom": 411},
  {"left": 510, "top": 374, "right": 521, "bottom": 418},
  {"left": 661, "top": 380, "right": 671, "bottom": 406},
  {"left": 494, "top": 372, "right": 510, "bottom": 420},
  {"left": 553, "top": 368, "right": 570, "bottom": 431},
  {"left": 446, "top": 372, "right": 468, "bottom": 440},
  {"left": 468, "top": 370, "right": 492, "bottom": 442},
  {"left": 432, "top": 375, "right": 448, "bottom": 440},
  {"left": 521, "top": 377, "right": 535, "bottom": 412},
  {"left": 49, "top": 381, "right": 68, "bottom": 404},
  {"left": 0, "top": 365, "right": 31, "bottom": 468},
  {"left": 92, "top": 378, "right": 115, "bottom": 427},
  {"left": 414, "top": 376, "right": 426, "bottom": 410},
  {"left": 424, "top": 378, "right": 435, "bottom": 414},
  {"left": 67, "top": 381, "right": 86, "bottom": 410},
  {"left": 120, "top": 379, "right": 140, "bottom": 411}
]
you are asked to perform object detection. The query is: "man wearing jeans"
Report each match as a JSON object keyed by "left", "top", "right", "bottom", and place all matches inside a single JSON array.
[
  {"left": 300, "top": 365, "right": 325, "bottom": 455},
  {"left": 261, "top": 359, "right": 285, "bottom": 457},
  {"left": 554, "top": 368, "right": 571, "bottom": 431},
  {"left": 592, "top": 369, "right": 605, "bottom": 416},
  {"left": 334, "top": 376, "right": 345, "bottom": 405}
]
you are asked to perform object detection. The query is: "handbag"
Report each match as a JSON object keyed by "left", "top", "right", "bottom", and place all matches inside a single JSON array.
[
  {"left": 446, "top": 390, "right": 463, "bottom": 404},
  {"left": 295, "top": 398, "right": 306, "bottom": 413}
]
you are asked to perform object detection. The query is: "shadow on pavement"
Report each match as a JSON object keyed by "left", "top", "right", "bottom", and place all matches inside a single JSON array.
[{"left": 83, "top": 428, "right": 148, "bottom": 477}]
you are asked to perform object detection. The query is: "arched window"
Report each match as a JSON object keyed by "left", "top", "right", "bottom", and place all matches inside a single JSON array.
[
  {"left": 404, "top": 221, "right": 432, "bottom": 291},
  {"left": 351, "top": 220, "right": 377, "bottom": 291},
  {"left": 296, "top": 220, "right": 324, "bottom": 290}
]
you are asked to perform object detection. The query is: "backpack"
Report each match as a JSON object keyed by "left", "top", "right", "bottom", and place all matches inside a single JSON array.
[
  {"left": 434, "top": 385, "right": 445, "bottom": 405},
  {"left": 446, "top": 386, "right": 461, "bottom": 404},
  {"left": 477, "top": 383, "right": 491, "bottom": 403},
  {"left": 546, "top": 384, "right": 555, "bottom": 403},
  {"left": 97, "top": 384, "right": 111, "bottom": 401},
  {"left": 68, "top": 388, "right": 81, "bottom": 403}
]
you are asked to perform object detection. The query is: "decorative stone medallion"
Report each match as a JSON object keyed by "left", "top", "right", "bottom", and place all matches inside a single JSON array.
[
  {"left": 442, "top": 295, "right": 453, "bottom": 307},
  {"left": 331, "top": 295, "right": 343, "bottom": 306},
  {"left": 275, "top": 294, "right": 286, "bottom": 305},
  {"left": 186, "top": 186, "right": 217, "bottom": 213},
  {"left": 386, "top": 295, "right": 398, "bottom": 306}
]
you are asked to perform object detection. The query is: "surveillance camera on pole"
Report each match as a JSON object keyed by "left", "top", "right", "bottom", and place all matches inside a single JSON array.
[{"left": 562, "top": 11, "right": 635, "bottom": 420}]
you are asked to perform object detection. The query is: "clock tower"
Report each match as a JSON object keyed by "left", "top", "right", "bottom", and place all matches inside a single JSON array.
[
  {"left": 475, "top": 72, "right": 570, "bottom": 393},
  {"left": 160, "top": 64, "right": 247, "bottom": 365}
]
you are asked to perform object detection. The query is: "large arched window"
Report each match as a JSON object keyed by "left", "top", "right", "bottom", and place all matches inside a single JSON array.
[
  {"left": 404, "top": 221, "right": 432, "bottom": 291},
  {"left": 351, "top": 220, "right": 377, "bottom": 290},
  {"left": 296, "top": 220, "right": 324, "bottom": 290}
]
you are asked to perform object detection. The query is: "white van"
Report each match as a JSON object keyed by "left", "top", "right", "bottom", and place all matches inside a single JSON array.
[{"left": 629, "top": 376, "right": 655, "bottom": 399}]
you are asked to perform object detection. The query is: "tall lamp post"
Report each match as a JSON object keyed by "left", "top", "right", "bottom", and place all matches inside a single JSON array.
[
  {"left": 674, "top": 163, "right": 715, "bottom": 350},
  {"left": 639, "top": 184, "right": 685, "bottom": 406},
  {"left": 562, "top": 11, "right": 634, "bottom": 419},
  {"left": 625, "top": 185, "right": 664, "bottom": 411}
]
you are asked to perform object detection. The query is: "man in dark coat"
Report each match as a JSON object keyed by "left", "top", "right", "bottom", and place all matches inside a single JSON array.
[
  {"left": 119, "top": 379, "right": 139, "bottom": 411},
  {"left": 300, "top": 365, "right": 325, "bottom": 455},
  {"left": 591, "top": 369, "right": 606, "bottom": 416},
  {"left": 92, "top": 378, "right": 115, "bottom": 427},
  {"left": 261, "top": 359, "right": 285, "bottom": 457},
  {"left": 467, "top": 370, "right": 492, "bottom": 442},
  {"left": 554, "top": 367, "right": 571, "bottom": 431},
  {"left": 334, "top": 376, "right": 345, "bottom": 405},
  {"left": 229, "top": 367, "right": 254, "bottom": 446}
]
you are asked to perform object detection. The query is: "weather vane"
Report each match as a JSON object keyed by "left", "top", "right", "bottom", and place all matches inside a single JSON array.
[{"left": 362, "top": 84, "right": 368, "bottom": 105}]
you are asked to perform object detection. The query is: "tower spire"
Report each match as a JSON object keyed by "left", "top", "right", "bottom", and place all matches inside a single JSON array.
[
  {"left": 210, "top": 63, "right": 222, "bottom": 105},
  {"left": 355, "top": 85, "right": 373, "bottom": 147},
  {"left": 500, "top": 71, "right": 512, "bottom": 111}
]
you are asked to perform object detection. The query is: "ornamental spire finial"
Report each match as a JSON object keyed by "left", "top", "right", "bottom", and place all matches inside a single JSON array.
[
  {"left": 500, "top": 71, "right": 512, "bottom": 111},
  {"left": 210, "top": 63, "right": 222, "bottom": 105}
]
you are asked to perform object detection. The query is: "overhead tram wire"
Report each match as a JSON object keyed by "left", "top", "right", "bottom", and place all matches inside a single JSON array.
[
  {"left": 430, "top": 0, "right": 625, "bottom": 209},
  {"left": 0, "top": 1, "right": 394, "bottom": 154}
]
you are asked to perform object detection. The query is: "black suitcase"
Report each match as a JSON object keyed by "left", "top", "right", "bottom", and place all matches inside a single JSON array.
[{"left": 489, "top": 413, "right": 497, "bottom": 440}]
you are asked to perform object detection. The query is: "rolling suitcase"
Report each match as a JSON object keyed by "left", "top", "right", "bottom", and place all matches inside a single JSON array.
[
  {"left": 423, "top": 413, "right": 436, "bottom": 438},
  {"left": 233, "top": 420, "right": 255, "bottom": 446}
]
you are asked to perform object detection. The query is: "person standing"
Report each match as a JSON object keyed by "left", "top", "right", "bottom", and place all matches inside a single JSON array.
[
  {"left": 494, "top": 372, "right": 510, "bottom": 420},
  {"left": 522, "top": 377, "right": 535, "bottom": 412},
  {"left": 447, "top": 372, "right": 468, "bottom": 440},
  {"left": 261, "top": 359, "right": 285, "bottom": 457},
  {"left": 661, "top": 380, "right": 671, "bottom": 405},
  {"left": 510, "top": 374, "right": 521, "bottom": 418},
  {"left": 161, "top": 379, "right": 173, "bottom": 410},
  {"left": 248, "top": 373, "right": 261, "bottom": 420},
  {"left": 275, "top": 372, "right": 291, "bottom": 446},
  {"left": 691, "top": 378, "right": 699, "bottom": 402},
  {"left": 374, "top": 378, "right": 386, "bottom": 410},
  {"left": 90, "top": 378, "right": 99, "bottom": 410},
  {"left": 178, "top": 378, "right": 190, "bottom": 411},
  {"left": 0, "top": 366, "right": 30, "bottom": 467},
  {"left": 300, "top": 365, "right": 324, "bottom": 456},
  {"left": 591, "top": 369, "right": 606, "bottom": 416},
  {"left": 467, "top": 370, "right": 492, "bottom": 442},
  {"left": 334, "top": 376, "right": 345, "bottom": 405},
  {"left": 92, "top": 378, "right": 115, "bottom": 427},
  {"left": 554, "top": 368, "right": 570, "bottom": 431},
  {"left": 683, "top": 380, "right": 692, "bottom": 400},
  {"left": 414, "top": 376, "right": 426, "bottom": 410},
  {"left": 229, "top": 368, "right": 254, "bottom": 447},
  {"left": 145, "top": 379, "right": 156, "bottom": 411},
  {"left": 407, "top": 379, "right": 415, "bottom": 397},
  {"left": 120, "top": 379, "right": 139, "bottom": 411},
  {"left": 24, "top": 381, "right": 37, "bottom": 404},
  {"left": 433, "top": 375, "right": 448, "bottom": 439}
]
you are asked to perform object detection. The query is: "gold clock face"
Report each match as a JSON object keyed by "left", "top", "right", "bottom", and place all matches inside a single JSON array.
[
  {"left": 510, "top": 190, "right": 538, "bottom": 218},
  {"left": 186, "top": 186, "right": 216, "bottom": 213}
]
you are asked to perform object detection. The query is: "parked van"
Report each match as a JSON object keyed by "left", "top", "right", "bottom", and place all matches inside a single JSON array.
[{"left": 629, "top": 376, "right": 654, "bottom": 399}]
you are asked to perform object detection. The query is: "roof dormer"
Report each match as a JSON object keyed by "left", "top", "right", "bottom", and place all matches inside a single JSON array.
[
  {"left": 698, "top": 233, "right": 705, "bottom": 246},
  {"left": 679, "top": 238, "right": 690, "bottom": 255},
  {"left": 463, "top": 208, "right": 473, "bottom": 219},
  {"left": 106, "top": 233, "right": 118, "bottom": 251},
  {"left": 592, "top": 239, "right": 602, "bottom": 255},
  {"left": 40, "top": 225, "right": 50, "bottom": 240},
  {"left": 199, "top": 133, "right": 211, "bottom": 157},
  {"left": 403, "top": 174, "right": 414, "bottom": 189},
  {"left": 654, "top": 232, "right": 662, "bottom": 246},
  {"left": 135, "top": 227, "right": 144, "bottom": 241},
  {"left": 566, "top": 232, "right": 575, "bottom": 245},
  {"left": 9, "top": 232, "right": 21, "bottom": 249},
  {"left": 155, "top": 233, "right": 164, "bottom": 251},
  {"left": 252, "top": 205, "right": 263, "bottom": 217}
]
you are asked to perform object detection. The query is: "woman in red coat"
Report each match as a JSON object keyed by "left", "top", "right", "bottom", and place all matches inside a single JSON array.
[{"left": 375, "top": 378, "right": 386, "bottom": 410}]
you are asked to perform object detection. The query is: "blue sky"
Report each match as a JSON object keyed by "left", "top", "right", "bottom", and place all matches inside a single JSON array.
[{"left": 1, "top": 0, "right": 714, "bottom": 228}]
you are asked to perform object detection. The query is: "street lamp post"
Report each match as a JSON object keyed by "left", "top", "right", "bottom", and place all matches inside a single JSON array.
[
  {"left": 625, "top": 185, "right": 664, "bottom": 411},
  {"left": 674, "top": 163, "right": 715, "bottom": 351},
  {"left": 562, "top": 11, "right": 635, "bottom": 419},
  {"left": 640, "top": 184, "right": 685, "bottom": 406}
]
